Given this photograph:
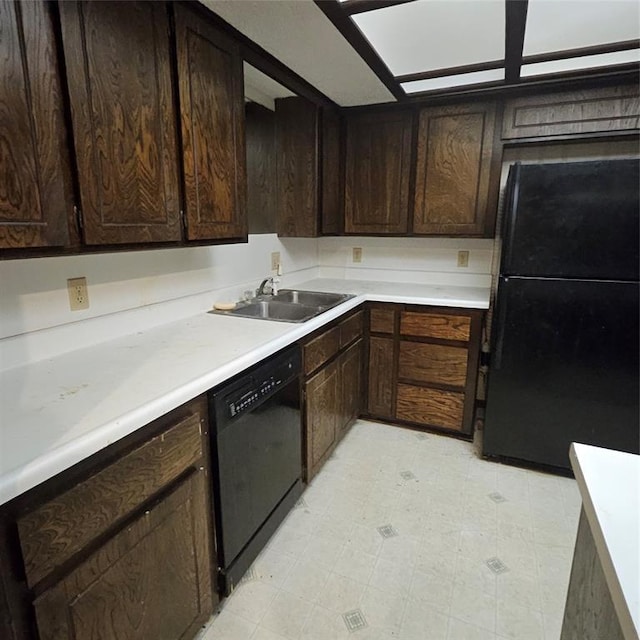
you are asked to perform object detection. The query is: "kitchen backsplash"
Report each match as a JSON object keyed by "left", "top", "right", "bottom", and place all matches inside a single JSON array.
[{"left": 0, "top": 234, "right": 492, "bottom": 370}]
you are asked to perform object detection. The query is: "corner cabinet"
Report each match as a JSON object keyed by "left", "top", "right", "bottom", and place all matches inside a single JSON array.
[
  {"left": 0, "top": 397, "right": 216, "bottom": 640},
  {"left": 0, "top": 0, "right": 75, "bottom": 250},
  {"left": 344, "top": 111, "right": 413, "bottom": 235},
  {"left": 302, "top": 309, "right": 364, "bottom": 481},
  {"left": 366, "top": 304, "right": 483, "bottom": 435},
  {"left": 413, "top": 102, "right": 499, "bottom": 236},
  {"left": 175, "top": 5, "right": 247, "bottom": 242},
  {"left": 275, "top": 98, "right": 341, "bottom": 237}
]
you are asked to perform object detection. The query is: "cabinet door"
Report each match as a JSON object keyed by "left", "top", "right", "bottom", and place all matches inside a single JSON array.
[
  {"left": 413, "top": 103, "right": 497, "bottom": 236},
  {"left": 345, "top": 111, "right": 413, "bottom": 234},
  {"left": 305, "top": 358, "right": 340, "bottom": 480},
  {"left": 367, "top": 337, "right": 395, "bottom": 419},
  {"left": 275, "top": 97, "right": 319, "bottom": 237},
  {"left": 33, "top": 470, "right": 213, "bottom": 640},
  {"left": 321, "top": 109, "right": 341, "bottom": 235},
  {"left": 340, "top": 339, "right": 363, "bottom": 436},
  {"left": 59, "top": 1, "right": 181, "bottom": 245},
  {"left": 0, "top": 0, "right": 74, "bottom": 250},
  {"left": 175, "top": 6, "right": 247, "bottom": 241}
]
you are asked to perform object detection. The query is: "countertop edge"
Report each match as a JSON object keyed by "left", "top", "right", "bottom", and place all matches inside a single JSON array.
[
  {"left": 569, "top": 443, "right": 639, "bottom": 640},
  {"left": 1, "top": 286, "right": 489, "bottom": 506}
]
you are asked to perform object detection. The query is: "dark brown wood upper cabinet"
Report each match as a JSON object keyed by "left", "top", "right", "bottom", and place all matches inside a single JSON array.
[
  {"left": 344, "top": 111, "right": 413, "bottom": 235},
  {"left": 175, "top": 5, "right": 247, "bottom": 241},
  {"left": 59, "top": 1, "right": 182, "bottom": 246},
  {"left": 321, "top": 108, "right": 342, "bottom": 235},
  {"left": 413, "top": 102, "right": 498, "bottom": 236},
  {"left": 275, "top": 97, "right": 319, "bottom": 237},
  {"left": 0, "top": 0, "right": 74, "bottom": 250}
]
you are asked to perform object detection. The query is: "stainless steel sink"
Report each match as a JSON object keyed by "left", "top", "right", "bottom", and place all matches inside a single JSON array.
[
  {"left": 227, "top": 300, "right": 320, "bottom": 322},
  {"left": 209, "top": 290, "right": 354, "bottom": 323},
  {"left": 272, "top": 290, "right": 350, "bottom": 307}
]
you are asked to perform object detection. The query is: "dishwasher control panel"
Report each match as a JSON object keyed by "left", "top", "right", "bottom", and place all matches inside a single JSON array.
[{"left": 228, "top": 376, "right": 280, "bottom": 417}]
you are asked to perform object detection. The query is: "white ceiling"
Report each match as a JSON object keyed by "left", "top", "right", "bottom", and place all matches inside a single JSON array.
[
  {"left": 244, "top": 62, "right": 295, "bottom": 111},
  {"left": 201, "top": 0, "right": 395, "bottom": 106},
  {"left": 201, "top": 0, "right": 639, "bottom": 105}
]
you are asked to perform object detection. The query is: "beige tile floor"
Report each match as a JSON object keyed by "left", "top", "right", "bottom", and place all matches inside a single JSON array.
[{"left": 198, "top": 420, "right": 581, "bottom": 640}]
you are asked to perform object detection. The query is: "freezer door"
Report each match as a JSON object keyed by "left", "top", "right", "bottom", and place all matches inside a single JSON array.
[
  {"left": 502, "top": 160, "right": 639, "bottom": 280},
  {"left": 484, "top": 276, "right": 639, "bottom": 470}
]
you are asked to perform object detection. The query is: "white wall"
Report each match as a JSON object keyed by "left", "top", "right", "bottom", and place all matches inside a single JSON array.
[
  {"left": 0, "top": 233, "right": 495, "bottom": 370},
  {"left": 318, "top": 236, "right": 493, "bottom": 287},
  {"left": 0, "top": 234, "right": 318, "bottom": 370}
]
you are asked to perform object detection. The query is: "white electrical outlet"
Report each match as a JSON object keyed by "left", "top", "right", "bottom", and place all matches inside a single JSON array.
[
  {"left": 352, "top": 247, "right": 363, "bottom": 263},
  {"left": 457, "top": 250, "right": 469, "bottom": 268},
  {"left": 67, "top": 277, "right": 89, "bottom": 311},
  {"left": 271, "top": 251, "right": 280, "bottom": 271}
]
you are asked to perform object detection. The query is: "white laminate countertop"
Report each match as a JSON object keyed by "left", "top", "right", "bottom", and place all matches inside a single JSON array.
[
  {"left": 0, "top": 279, "right": 489, "bottom": 506},
  {"left": 570, "top": 443, "right": 640, "bottom": 640}
]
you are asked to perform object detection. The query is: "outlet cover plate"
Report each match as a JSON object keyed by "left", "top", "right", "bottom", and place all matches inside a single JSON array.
[
  {"left": 352, "top": 247, "right": 362, "bottom": 263},
  {"left": 67, "top": 277, "right": 89, "bottom": 311},
  {"left": 457, "top": 250, "right": 469, "bottom": 268},
  {"left": 271, "top": 251, "right": 280, "bottom": 271}
]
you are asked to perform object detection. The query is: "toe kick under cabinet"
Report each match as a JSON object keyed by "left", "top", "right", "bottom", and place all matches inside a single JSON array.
[
  {"left": 0, "top": 397, "right": 215, "bottom": 640},
  {"left": 365, "top": 303, "right": 483, "bottom": 436}
]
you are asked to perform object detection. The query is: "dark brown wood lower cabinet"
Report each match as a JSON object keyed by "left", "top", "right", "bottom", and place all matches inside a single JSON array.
[
  {"left": 367, "top": 337, "right": 395, "bottom": 419},
  {"left": 303, "top": 310, "right": 364, "bottom": 481},
  {"left": 306, "top": 358, "right": 341, "bottom": 479},
  {"left": 34, "top": 471, "right": 212, "bottom": 640},
  {"left": 366, "top": 304, "right": 483, "bottom": 435}
]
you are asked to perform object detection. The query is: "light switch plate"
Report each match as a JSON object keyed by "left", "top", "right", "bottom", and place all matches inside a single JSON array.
[
  {"left": 457, "top": 250, "right": 469, "bottom": 268},
  {"left": 352, "top": 247, "right": 362, "bottom": 263},
  {"left": 271, "top": 251, "right": 280, "bottom": 271}
]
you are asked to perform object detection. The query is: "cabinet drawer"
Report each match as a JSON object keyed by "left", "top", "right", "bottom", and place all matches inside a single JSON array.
[
  {"left": 398, "top": 342, "right": 468, "bottom": 387},
  {"left": 396, "top": 384, "right": 464, "bottom": 431},
  {"left": 370, "top": 308, "right": 395, "bottom": 334},
  {"left": 18, "top": 413, "right": 203, "bottom": 587},
  {"left": 340, "top": 311, "right": 363, "bottom": 348},
  {"left": 400, "top": 311, "right": 470, "bottom": 341},
  {"left": 304, "top": 324, "right": 341, "bottom": 375},
  {"left": 33, "top": 470, "right": 212, "bottom": 640}
]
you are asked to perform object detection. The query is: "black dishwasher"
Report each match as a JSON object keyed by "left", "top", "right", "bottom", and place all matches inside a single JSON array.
[{"left": 209, "top": 346, "right": 302, "bottom": 595}]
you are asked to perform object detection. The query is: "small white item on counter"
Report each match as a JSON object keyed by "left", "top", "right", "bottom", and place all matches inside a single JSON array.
[{"left": 213, "top": 302, "right": 236, "bottom": 311}]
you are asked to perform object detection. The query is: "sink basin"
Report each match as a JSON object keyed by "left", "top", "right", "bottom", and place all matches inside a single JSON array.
[
  {"left": 209, "top": 290, "right": 355, "bottom": 323},
  {"left": 222, "top": 300, "right": 321, "bottom": 323},
  {"left": 272, "top": 289, "right": 350, "bottom": 307}
]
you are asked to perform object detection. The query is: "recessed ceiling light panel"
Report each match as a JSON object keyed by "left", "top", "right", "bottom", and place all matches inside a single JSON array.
[
  {"left": 353, "top": 0, "right": 505, "bottom": 76},
  {"left": 522, "top": 49, "right": 640, "bottom": 77},
  {"left": 401, "top": 67, "right": 504, "bottom": 93},
  {"left": 524, "top": 0, "right": 640, "bottom": 56}
]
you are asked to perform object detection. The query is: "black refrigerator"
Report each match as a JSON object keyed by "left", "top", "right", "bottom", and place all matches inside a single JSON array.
[{"left": 483, "top": 159, "right": 639, "bottom": 471}]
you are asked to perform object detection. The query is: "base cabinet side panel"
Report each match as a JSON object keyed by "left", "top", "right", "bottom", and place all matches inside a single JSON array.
[
  {"left": 340, "top": 339, "right": 363, "bottom": 437},
  {"left": 560, "top": 508, "right": 625, "bottom": 640}
]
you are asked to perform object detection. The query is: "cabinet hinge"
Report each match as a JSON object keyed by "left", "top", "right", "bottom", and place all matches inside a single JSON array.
[{"left": 74, "top": 205, "right": 84, "bottom": 231}]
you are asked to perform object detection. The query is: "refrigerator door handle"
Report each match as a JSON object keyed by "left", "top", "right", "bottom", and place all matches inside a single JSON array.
[{"left": 493, "top": 279, "right": 509, "bottom": 370}]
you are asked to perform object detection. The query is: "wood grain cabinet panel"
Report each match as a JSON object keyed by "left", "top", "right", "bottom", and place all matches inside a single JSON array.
[
  {"left": 306, "top": 358, "right": 340, "bottom": 479},
  {"left": 303, "top": 324, "right": 341, "bottom": 375},
  {"left": 413, "top": 103, "right": 497, "bottom": 236},
  {"left": 503, "top": 85, "right": 640, "bottom": 140},
  {"left": 33, "top": 470, "right": 213, "bottom": 640},
  {"left": 175, "top": 6, "right": 246, "bottom": 241},
  {"left": 344, "top": 111, "right": 413, "bottom": 234},
  {"left": 367, "top": 337, "right": 395, "bottom": 418},
  {"left": 18, "top": 413, "right": 202, "bottom": 587},
  {"left": 321, "top": 109, "right": 342, "bottom": 235},
  {"left": 370, "top": 308, "right": 396, "bottom": 334},
  {"left": 340, "top": 339, "right": 363, "bottom": 435},
  {"left": 396, "top": 384, "right": 465, "bottom": 431},
  {"left": 0, "top": 0, "right": 74, "bottom": 250},
  {"left": 339, "top": 310, "right": 363, "bottom": 348},
  {"left": 275, "top": 97, "right": 319, "bottom": 237},
  {"left": 398, "top": 342, "right": 468, "bottom": 387},
  {"left": 400, "top": 311, "right": 471, "bottom": 342},
  {"left": 59, "top": 1, "right": 181, "bottom": 245}
]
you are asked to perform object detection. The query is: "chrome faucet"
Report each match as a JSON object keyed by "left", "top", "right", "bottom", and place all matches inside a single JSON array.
[{"left": 256, "top": 276, "right": 279, "bottom": 297}]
